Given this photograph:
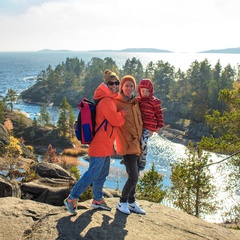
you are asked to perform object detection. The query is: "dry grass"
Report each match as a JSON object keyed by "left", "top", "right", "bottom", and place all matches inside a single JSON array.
[
  {"left": 60, "top": 155, "right": 80, "bottom": 167},
  {"left": 63, "top": 138, "right": 88, "bottom": 157}
]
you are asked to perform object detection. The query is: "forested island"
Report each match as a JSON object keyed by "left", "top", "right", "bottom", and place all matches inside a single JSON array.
[
  {"left": 199, "top": 47, "right": 240, "bottom": 54},
  {"left": 20, "top": 55, "right": 239, "bottom": 141}
]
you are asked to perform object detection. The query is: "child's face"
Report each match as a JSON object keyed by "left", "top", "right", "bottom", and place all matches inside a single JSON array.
[{"left": 140, "top": 88, "right": 150, "bottom": 97}]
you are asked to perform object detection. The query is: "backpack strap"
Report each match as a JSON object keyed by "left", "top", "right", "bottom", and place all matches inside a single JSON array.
[
  {"left": 94, "top": 97, "right": 108, "bottom": 134},
  {"left": 95, "top": 119, "right": 108, "bottom": 134}
]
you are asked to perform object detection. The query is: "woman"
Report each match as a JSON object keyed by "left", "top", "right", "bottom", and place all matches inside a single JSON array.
[
  {"left": 64, "top": 69, "right": 126, "bottom": 214},
  {"left": 115, "top": 75, "right": 145, "bottom": 215}
]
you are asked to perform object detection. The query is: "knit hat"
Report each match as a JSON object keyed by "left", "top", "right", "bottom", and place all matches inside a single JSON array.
[
  {"left": 120, "top": 75, "right": 136, "bottom": 90},
  {"left": 103, "top": 69, "right": 119, "bottom": 84}
]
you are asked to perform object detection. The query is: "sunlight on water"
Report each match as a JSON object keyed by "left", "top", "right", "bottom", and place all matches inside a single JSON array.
[
  {"left": 145, "top": 134, "right": 186, "bottom": 186},
  {"left": 147, "top": 133, "right": 186, "bottom": 166},
  {"left": 205, "top": 156, "right": 240, "bottom": 223}
]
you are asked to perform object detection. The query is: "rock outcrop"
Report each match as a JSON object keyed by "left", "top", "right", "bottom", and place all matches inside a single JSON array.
[
  {"left": 0, "top": 197, "right": 240, "bottom": 240},
  {"left": 0, "top": 124, "right": 37, "bottom": 160},
  {"left": 0, "top": 175, "right": 21, "bottom": 198},
  {"left": 0, "top": 124, "right": 10, "bottom": 147},
  {"left": 21, "top": 82, "right": 81, "bottom": 107},
  {"left": 20, "top": 162, "right": 76, "bottom": 206},
  {"left": 0, "top": 161, "right": 76, "bottom": 205},
  {"left": 15, "top": 126, "right": 74, "bottom": 154}
]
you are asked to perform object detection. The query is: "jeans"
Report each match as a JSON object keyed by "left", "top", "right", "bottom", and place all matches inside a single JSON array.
[
  {"left": 70, "top": 156, "right": 110, "bottom": 201},
  {"left": 120, "top": 154, "right": 139, "bottom": 203}
]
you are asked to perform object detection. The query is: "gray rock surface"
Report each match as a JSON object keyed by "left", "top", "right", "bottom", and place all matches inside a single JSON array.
[
  {"left": 0, "top": 124, "right": 10, "bottom": 147},
  {"left": 20, "top": 162, "right": 76, "bottom": 205},
  {"left": 1, "top": 197, "right": 239, "bottom": 240},
  {"left": 0, "top": 175, "right": 21, "bottom": 198}
]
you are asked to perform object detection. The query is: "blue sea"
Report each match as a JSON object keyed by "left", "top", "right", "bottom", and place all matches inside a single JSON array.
[{"left": 1, "top": 51, "right": 239, "bottom": 222}]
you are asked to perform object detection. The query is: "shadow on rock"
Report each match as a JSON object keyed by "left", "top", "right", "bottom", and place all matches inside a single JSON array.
[{"left": 56, "top": 210, "right": 128, "bottom": 240}]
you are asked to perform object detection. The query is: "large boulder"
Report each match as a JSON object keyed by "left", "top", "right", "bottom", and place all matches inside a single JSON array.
[
  {"left": 32, "top": 162, "right": 74, "bottom": 179},
  {"left": 20, "top": 178, "right": 73, "bottom": 206},
  {"left": 0, "top": 175, "right": 21, "bottom": 198},
  {"left": 20, "top": 162, "right": 76, "bottom": 206}
]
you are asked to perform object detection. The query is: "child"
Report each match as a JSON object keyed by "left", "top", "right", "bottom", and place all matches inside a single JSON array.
[{"left": 136, "top": 79, "right": 164, "bottom": 171}]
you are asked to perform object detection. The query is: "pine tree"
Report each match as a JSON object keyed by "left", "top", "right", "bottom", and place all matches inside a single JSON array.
[
  {"left": 200, "top": 88, "right": 240, "bottom": 154},
  {"left": 136, "top": 163, "right": 166, "bottom": 203},
  {"left": 170, "top": 143, "right": 217, "bottom": 217},
  {"left": 5, "top": 88, "right": 18, "bottom": 112},
  {"left": 0, "top": 100, "right": 5, "bottom": 124},
  {"left": 32, "top": 117, "right": 38, "bottom": 127},
  {"left": 38, "top": 103, "right": 51, "bottom": 126},
  {"left": 57, "top": 97, "right": 75, "bottom": 136}
]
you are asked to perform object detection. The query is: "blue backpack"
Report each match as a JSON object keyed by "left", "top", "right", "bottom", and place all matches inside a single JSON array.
[{"left": 75, "top": 97, "right": 107, "bottom": 144}]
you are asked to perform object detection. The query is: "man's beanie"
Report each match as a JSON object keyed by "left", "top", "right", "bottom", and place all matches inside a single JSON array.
[
  {"left": 120, "top": 75, "right": 136, "bottom": 90},
  {"left": 103, "top": 69, "right": 119, "bottom": 84}
]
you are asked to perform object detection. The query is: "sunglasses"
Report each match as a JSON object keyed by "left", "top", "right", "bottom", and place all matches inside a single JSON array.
[{"left": 108, "top": 81, "right": 120, "bottom": 86}]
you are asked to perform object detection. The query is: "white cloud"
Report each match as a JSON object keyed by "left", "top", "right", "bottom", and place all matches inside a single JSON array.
[{"left": 0, "top": 0, "right": 240, "bottom": 52}]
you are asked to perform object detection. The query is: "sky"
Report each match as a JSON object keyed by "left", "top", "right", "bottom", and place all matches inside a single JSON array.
[{"left": 0, "top": 0, "right": 239, "bottom": 53}]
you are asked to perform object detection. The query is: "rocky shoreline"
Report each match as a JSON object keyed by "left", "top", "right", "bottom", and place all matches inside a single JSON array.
[{"left": 161, "top": 126, "right": 201, "bottom": 147}]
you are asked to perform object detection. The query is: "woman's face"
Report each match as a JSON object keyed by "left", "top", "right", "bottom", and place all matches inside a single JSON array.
[
  {"left": 122, "top": 81, "right": 135, "bottom": 98},
  {"left": 107, "top": 80, "right": 120, "bottom": 93}
]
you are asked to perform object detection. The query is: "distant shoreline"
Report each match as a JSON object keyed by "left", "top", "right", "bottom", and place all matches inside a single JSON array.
[
  {"left": 38, "top": 47, "right": 240, "bottom": 54},
  {"left": 1, "top": 48, "right": 240, "bottom": 54},
  {"left": 0, "top": 47, "right": 239, "bottom": 54}
]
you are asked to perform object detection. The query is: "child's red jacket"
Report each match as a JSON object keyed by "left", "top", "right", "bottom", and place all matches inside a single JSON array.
[{"left": 136, "top": 79, "right": 164, "bottom": 131}]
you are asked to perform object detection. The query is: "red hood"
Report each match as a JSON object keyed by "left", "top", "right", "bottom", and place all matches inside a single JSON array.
[{"left": 137, "top": 79, "right": 154, "bottom": 99}]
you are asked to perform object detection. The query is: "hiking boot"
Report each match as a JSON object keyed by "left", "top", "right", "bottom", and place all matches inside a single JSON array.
[
  {"left": 64, "top": 196, "right": 77, "bottom": 215},
  {"left": 91, "top": 199, "right": 111, "bottom": 211},
  {"left": 128, "top": 202, "right": 146, "bottom": 215},
  {"left": 117, "top": 202, "right": 130, "bottom": 215}
]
